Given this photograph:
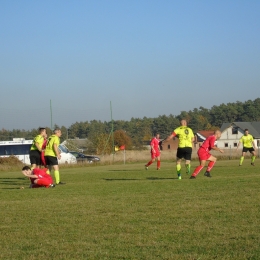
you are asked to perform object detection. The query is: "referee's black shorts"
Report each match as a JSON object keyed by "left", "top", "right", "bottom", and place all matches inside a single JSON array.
[
  {"left": 45, "top": 156, "right": 58, "bottom": 166},
  {"left": 29, "top": 150, "right": 41, "bottom": 165},
  {"left": 176, "top": 147, "right": 192, "bottom": 161},
  {"left": 242, "top": 147, "right": 255, "bottom": 153}
]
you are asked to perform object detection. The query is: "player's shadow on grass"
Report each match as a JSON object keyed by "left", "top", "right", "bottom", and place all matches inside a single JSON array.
[
  {"left": 146, "top": 177, "right": 176, "bottom": 180},
  {"left": 107, "top": 170, "right": 141, "bottom": 172},
  {"left": 0, "top": 177, "right": 27, "bottom": 187},
  {"left": 1, "top": 187, "right": 24, "bottom": 189},
  {"left": 103, "top": 178, "right": 142, "bottom": 181}
]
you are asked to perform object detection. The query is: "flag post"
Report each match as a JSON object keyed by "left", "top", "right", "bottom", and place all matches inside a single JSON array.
[{"left": 124, "top": 148, "right": 126, "bottom": 164}]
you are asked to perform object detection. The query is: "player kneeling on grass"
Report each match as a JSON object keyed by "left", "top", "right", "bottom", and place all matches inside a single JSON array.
[
  {"left": 21, "top": 166, "right": 55, "bottom": 188},
  {"left": 190, "top": 130, "right": 224, "bottom": 179}
]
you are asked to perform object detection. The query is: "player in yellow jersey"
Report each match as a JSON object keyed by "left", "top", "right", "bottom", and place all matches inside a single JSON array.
[
  {"left": 165, "top": 119, "right": 194, "bottom": 179},
  {"left": 236, "top": 129, "right": 257, "bottom": 166},
  {"left": 44, "top": 128, "right": 65, "bottom": 185},
  {"left": 29, "top": 127, "right": 46, "bottom": 169}
]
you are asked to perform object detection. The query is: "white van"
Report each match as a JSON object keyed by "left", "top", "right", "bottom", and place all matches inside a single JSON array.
[
  {"left": 0, "top": 139, "right": 77, "bottom": 165},
  {"left": 58, "top": 145, "right": 77, "bottom": 164}
]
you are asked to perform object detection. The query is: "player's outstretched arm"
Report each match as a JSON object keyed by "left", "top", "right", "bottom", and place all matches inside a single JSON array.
[{"left": 211, "top": 146, "right": 224, "bottom": 153}]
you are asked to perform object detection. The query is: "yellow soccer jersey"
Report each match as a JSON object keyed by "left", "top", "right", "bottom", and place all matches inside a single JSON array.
[
  {"left": 30, "top": 135, "right": 44, "bottom": 151},
  {"left": 44, "top": 135, "right": 60, "bottom": 157},
  {"left": 173, "top": 126, "right": 194, "bottom": 148},
  {"left": 239, "top": 134, "right": 254, "bottom": 148}
]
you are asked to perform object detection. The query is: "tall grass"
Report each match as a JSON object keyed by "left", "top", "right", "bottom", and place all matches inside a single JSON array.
[{"left": 0, "top": 160, "right": 259, "bottom": 259}]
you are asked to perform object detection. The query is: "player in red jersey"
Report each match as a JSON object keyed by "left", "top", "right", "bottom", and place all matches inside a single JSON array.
[
  {"left": 21, "top": 166, "right": 55, "bottom": 188},
  {"left": 145, "top": 133, "right": 161, "bottom": 170},
  {"left": 190, "top": 130, "right": 224, "bottom": 179},
  {"left": 41, "top": 133, "right": 48, "bottom": 168}
]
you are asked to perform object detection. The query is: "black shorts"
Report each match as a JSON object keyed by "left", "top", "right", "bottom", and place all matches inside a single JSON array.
[
  {"left": 45, "top": 156, "right": 58, "bottom": 166},
  {"left": 29, "top": 150, "right": 41, "bottom": 165},
  {"left": 242, "top": 147, "right": 255, "bottom": 153},
  {"left": 176, "top": 147, "right": 192, "bottom": 161}
]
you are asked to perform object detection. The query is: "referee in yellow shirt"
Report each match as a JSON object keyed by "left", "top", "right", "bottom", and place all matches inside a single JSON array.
[
  {"left": 236, "top": 129, "right": 257, "bottom": 166},
  {"left": 45, "top": 128, "right": 66, "bottom": 185},
  {"left": 29, "top": 127, "right": 46, "bottom": 169},
  {"left": 165, "top": 119, "right": 194, "bottom": 179}
]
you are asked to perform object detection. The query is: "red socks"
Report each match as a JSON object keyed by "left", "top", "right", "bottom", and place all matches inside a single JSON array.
[
  {"left": 191, "top": 165, "right": 204, "bottom": 177},
  {"left": 146, "top": 160, "right": 153, "bottom": 167},
  {"left": 157, "top": 161, "right": 161, "bottom": 169},
  {"left": 206, "top": 161, "right": 215, "bottom": 172}
]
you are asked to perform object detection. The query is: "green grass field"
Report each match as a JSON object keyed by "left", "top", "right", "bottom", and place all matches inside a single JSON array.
[{"left": 0, "top": 160, "right": 260, "bottom": 260}]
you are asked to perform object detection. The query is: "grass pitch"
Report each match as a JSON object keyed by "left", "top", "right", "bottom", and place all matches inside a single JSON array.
[{"left": 0, "top": 160, "right": 260, "bottom": 260}]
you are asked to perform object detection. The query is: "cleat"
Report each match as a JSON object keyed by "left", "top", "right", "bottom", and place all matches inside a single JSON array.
[
  {"left": 56, "top": 182, "right": 66, "bottom": 185},
  {"left": 190, "top": 176, "right": 196, "bottom": 179},
  {"left": 178, "top": 176, "right": 182, "bottom": 180},
  {"left": 157, "top": 168, "right": 160, "bottom": 170},
  {"left": 239, "top": 164, "right": 242, "bottom": 166},
  {"left": 145, "top": 165, "right": 148, "bottom": 170},
  {"left": 47, "top": 184, "right": 55, "bottom": 188},
  {"left": 204, "top": 171, "right": 212, "bottom": 178},
  {"left": 251, "top": 163, "right": 255, "bottom": 166}
]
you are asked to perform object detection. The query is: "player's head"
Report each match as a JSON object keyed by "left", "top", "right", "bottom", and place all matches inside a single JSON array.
[
  {"left": 155, "top": 133, "right": 160, "bottom": 139},
  {"left": 22, "top": 165, "right": 31, "bottom": 174},
  {"left": 244, "top": 129, "right": 249, "bottom": 135},
  {"left": 38, "top": 127, "right": 46, "bottom": 135},
  {"left": 53, "top": 128, "right": 62, "bottom": 137},
  {"left": 214, "top": 130, "right": 222, "bottom": 139},
  {"left": 180, "top": 119, "right": 187, "bottom": 126}
]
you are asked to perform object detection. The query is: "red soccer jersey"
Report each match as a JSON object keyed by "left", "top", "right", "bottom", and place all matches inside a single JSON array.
[
  {"left": 41, "top": 139, "right": 47, "bottom": 166},
  {"left": 32, "top": 168, "right": 52, "bottom": 181},
  {"left": 150, "top": 137, "right": 160, "bottom": 151},
  {"left": 200, "top": 135, "right": 217, "bottom": 152}
]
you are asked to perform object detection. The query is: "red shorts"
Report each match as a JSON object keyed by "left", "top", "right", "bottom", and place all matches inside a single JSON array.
[
  {"left": 197, "top": 148, "right": 211, "bottom": 161},
  {"left": 151, "top": 150, "right": 160, "bottom": 159}
]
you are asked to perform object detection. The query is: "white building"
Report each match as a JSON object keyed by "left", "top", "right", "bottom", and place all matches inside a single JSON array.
[{"left": 219, "top": 122, "right": 260, "bottom": 150}]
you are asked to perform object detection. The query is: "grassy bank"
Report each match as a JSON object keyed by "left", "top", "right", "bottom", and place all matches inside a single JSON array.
[{"left": 0, "top": 160, "right": 259, "bottom": 259}]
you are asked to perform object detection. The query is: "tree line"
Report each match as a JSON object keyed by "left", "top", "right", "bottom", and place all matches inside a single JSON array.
[{"left": 1, "top": 98, "right": 260, "bottom": 153}]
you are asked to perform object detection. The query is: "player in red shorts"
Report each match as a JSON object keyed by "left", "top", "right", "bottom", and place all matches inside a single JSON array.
[
  {"left": 21, "top": 166, "right": 55, "bottom": 188},
  {"left": 190, "top": 130, "right": 224, "bottom": 179},
  {"left": 145, "top": 133, "right": 161, "bottom": 170}
]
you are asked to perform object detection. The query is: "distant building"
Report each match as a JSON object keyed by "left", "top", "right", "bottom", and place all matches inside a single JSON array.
[
  {"left": 194, "top": 130, "right": 215, "bottom": 149},
  {"left": 219, "top": 122, "right": 260, "bottom": 149}
]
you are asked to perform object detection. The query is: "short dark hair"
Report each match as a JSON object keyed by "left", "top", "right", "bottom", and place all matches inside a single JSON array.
[
  {"left": 38, "top": 127, "right": 46, "bottom": 133},
  {"left": 22, "top": 166, "right": 31, "bottom": 171},
  {"left": 244, "top": 129, "right": 249, "bottom": 132}
]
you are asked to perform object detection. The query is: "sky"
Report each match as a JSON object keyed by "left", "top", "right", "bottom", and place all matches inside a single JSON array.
[{"left": 0, "top": 0, "right": 259, "bottom": 130}]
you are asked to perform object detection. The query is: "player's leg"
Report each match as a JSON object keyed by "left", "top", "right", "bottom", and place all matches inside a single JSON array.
[
  {"left": 35, "top": 152, "right": 42, "bottom": 169},
  {"left": 145, "top": 151, "right": 156, "bottom": 169},
  {"left": 36, "top": 177, "right": 52, "bottom": 188},
  {"left": 51, "top": 157, "right": 65, "bottom": 185},
  {"left": 45, "top": 156, "right": 52, "bottom": 174},
  {"left": 184, "top": 147, "right": 192, "bottom": 174},
  {"left": 185, "top": 160, "right": 191, "bottom": 174},
  {"left": 156, "top": 155, "right": 161, "bottom": 170},
  {"left": 250, "top": 149, "right": 256, "bottom": 166},
  {"left": 30, "top": 179, "right": 41, "bottom": 188},
  {"left": 204, "top": 156, "right": 217, "bottom": 177},
  {"left": 190, "top": 160, "right": 206, "bottom": 178},
  {"left": 239, "top": 150, "right": 246, "bottom": 166},
  {"left": 176, "top": 148, "right": 184, "bottom": 179},
  {"left": 190, "top": 149, "right": 210, "bottom": 179},
  {"left": 30, "top": 150, "right": 40, "bottom": 169}
]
